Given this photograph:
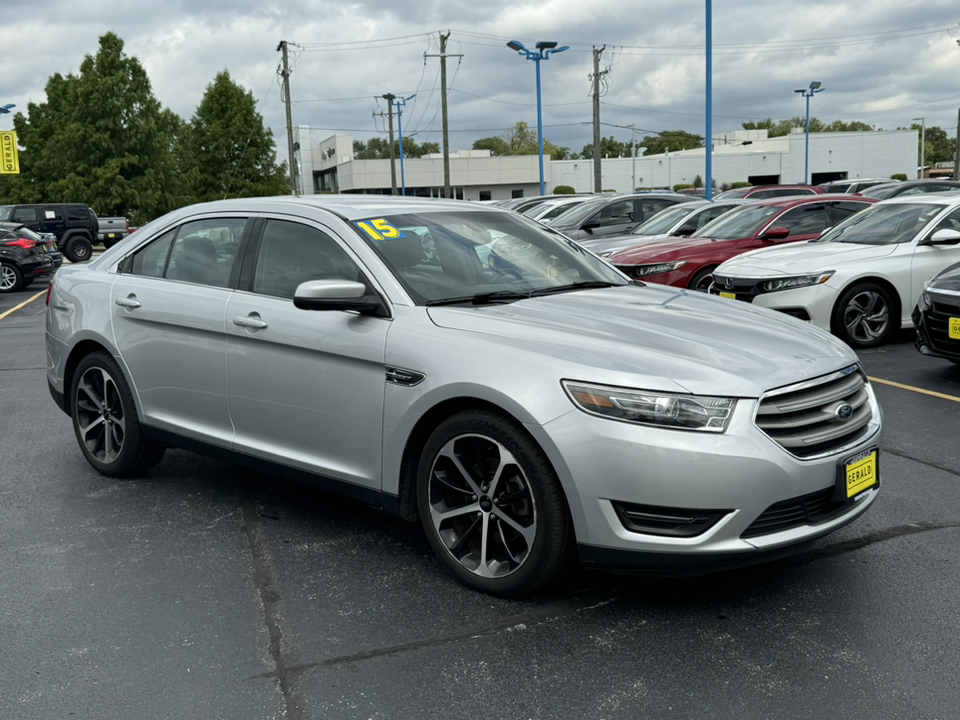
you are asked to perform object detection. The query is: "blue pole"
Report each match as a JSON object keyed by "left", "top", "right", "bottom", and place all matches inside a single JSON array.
[
  {"left": 705, "top": 0, "right": 713, "bottom": 200},
  {"left": 535, "top": 53, "right": 545, "bottom": 196},
  {"left": 804, "top": 92, "right": 811, "bottom": 184}
]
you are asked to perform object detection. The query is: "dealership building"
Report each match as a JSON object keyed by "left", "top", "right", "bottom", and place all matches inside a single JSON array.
[{"left": 293, "top": 126, "right": 918, "bottom": 201}]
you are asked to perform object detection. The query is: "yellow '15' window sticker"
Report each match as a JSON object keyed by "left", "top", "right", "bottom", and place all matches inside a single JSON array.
[{"left": 354, "top": 218, "right": 406, "bottom": 241}]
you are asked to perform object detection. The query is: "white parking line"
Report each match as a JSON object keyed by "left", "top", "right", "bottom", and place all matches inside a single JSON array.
[
  {"left": 868, "top": 376, "right": 960, "bottom": 404},
  {"left": 0, "top": 289, "right": 46, "bottom": 321}
]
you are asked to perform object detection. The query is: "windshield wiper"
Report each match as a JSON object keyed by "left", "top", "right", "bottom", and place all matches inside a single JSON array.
[
  {"left": 528, "top": 281, "right": 622, "bottom": 296},
  {"left": 425, "top": 290, "right": 533, "bottom": 307}
]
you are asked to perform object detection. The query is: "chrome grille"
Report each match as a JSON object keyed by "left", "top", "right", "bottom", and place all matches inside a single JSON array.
[{"left": 755, "top": 366, "right": 875, "bottom": 459}]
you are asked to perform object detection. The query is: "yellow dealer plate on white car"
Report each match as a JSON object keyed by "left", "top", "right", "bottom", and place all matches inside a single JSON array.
[{"left": 719, "top": 291, "right": 736, "bottom": 300}]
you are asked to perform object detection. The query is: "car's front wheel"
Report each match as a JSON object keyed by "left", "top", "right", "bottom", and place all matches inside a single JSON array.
[
  {"left": 71, "top": 351, "right": 165, "bottom": 477},
  {"left": 832, "top": 282, "right": 896, "bottom": 348},
  {"left": 689, "top": 266, "right": 718, "bottom": 293},
  {"left": 417, "top": 409, "right": 569, "bottom": 596}
]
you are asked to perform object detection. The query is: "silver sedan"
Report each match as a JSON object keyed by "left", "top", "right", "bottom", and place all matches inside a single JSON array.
[{"left": 46, "top": 195, "right": 882, "bottom": 596}]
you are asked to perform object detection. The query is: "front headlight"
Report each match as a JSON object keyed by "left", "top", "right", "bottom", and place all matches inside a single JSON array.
[
  {"left": 563, "top": 381, "right": 736, "bottom": 433},
  {"left": 760, "top": 271, "right": 835, "bottom": 293},
  {"left": 626, "top": 260, "right": 687, "bottom": 277},
  {"left": 917, "top": 287, "right": 932, "bottom": 311}
]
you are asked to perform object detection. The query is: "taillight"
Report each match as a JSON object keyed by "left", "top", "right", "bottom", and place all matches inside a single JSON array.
[
  {"left": 46, "top": 278, "right": 54, "bottom": 306},
  {"left": 5, "top": 237, "right": 36, "bottom": 250}
]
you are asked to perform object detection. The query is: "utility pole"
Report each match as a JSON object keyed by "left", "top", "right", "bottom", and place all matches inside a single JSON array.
[
  {"left": 425, "top": 32, "right": 463, "bottom": 198},
  {"left": 382, "top": 94, "right": 397, "bottom": 194},
  {"left": 277, "top": 40, "right": 298, "bottom": 194},
  {"left": 590, "top": 46, "right": 608, "bottom": 193}
]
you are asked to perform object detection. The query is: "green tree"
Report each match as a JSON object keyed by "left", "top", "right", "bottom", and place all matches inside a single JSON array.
[
  {"left": 580, "top": 135, "right": 630, "bottom": 160},
  {"left": 472, "top": 121, "right": 570, "bottom": 159},
  {"left": 353, "top": 137, "right": 440, "bottom": 159},
  {"left": 4, "top": 33, "right": 182, "bottom": 224},
  {"left": 641, "top": 130, "right": 703, "bottom": 155},
  {"left": 917, "top": 125, "right": 955, "bottom": 165},
  {"left": 184, "top": 70, "right": 289, "bottom": 203}
]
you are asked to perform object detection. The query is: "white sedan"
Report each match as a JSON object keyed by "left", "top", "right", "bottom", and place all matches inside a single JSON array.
[{"left": 710, "top": 194, "right": 960, "bottom": 348}]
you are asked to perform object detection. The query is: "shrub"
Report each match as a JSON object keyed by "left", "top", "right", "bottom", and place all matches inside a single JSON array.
[
  {"left": 553, "top": 185, "right": 576, "bottom": 194},
  {"left": 673, "top": 183, "right": 694, "bottom": 192},
  {"left": 890, "top": 173, "right": 908, "bottom": 182},
  {"left": 730, "top": 181, "right": 752, "bottom": 189}
]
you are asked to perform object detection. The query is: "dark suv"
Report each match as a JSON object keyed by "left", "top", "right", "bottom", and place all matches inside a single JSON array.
[{"left": 0, "top": 203, "right": 98, "bottom": 262}]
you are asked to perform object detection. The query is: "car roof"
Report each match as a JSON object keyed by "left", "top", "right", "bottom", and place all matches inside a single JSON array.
[
  {"left": 729, "top": 193, "right": 870, "bottom": 208},
  {"left": 869, "top": 190, "right": 960, "bottom": 205}
]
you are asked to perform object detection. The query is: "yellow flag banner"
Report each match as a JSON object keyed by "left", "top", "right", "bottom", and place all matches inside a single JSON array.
[{"left": 1, "top": 131, "right": 20, "bottom": 174}]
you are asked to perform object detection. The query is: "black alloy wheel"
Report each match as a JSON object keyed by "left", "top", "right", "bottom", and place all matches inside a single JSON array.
[
  {"left": 832, "top": 282, "right": 896, "bottom": 348},
  {"left": 417, "top": 409, "right": 569, "bottom": 596},
  {"left": 71, "top": 351, "right": 165, "bottom": 477}
]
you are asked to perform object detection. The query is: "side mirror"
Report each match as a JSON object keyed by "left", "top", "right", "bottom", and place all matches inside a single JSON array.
[
  {"left": 581, "top": 221, "right": 600, "bottom": 232},
  {"left": 293, "top": 279, "right": 388, "bottom": 316},
  {"left": 924, "top": 228, "right": 960, "bottom": 246},
  {"left": 676, "top": 222, "right": 698, "bottom": 236},
  {"left": 763, "top": 226, "right": 791, "bottom": 240}
]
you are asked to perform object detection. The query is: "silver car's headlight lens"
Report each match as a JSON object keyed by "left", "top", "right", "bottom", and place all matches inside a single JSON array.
[
  {"left": 628, "top": 260, "right": 687, "bottom": 277},
  {"left": 761, "top": 271, "right": 835, "bottom": 293},
  {"left": 563, "top": 381, "right": 736, "bottom": 432}
]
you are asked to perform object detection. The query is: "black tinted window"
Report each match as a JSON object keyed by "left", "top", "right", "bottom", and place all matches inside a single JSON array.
[
  {"left": 12, "top": 207, "right": 38, "bottom": 223},
  {"left": 774, "top": 204, "right": 826, "bottom": 235},
  {"left": 66, "top": 205, "right": 89, "bottom": 221},
  {"left": 253, "top": 220, "right": 360, "bottom": 299}
]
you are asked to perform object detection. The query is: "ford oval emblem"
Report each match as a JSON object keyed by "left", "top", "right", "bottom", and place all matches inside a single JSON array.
[{"left": 835, "top": 403, "right": 854, "bottom": 420}]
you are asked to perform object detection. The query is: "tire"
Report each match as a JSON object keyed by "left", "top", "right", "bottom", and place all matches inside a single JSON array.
[
  {"left": 416, "top": 409, "right": 569, "bottom": 597},
  {"left": 64, "top": 236, "right": 93, "bottom": 263},
  {"left": 0, "top": 262, "right": 23, "bottom": 293},
  {"left": 70, "top": 351, "right": 165, "bottom": 477},
  {"left": 688, "top": 265, "right": 717, "bottom": 293},
  {"left": 831, "top": 282, "right": 896, "bottom": 349}
]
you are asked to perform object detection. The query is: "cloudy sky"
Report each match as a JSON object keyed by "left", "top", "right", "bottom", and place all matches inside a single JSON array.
[{"left": 2, "top": 0, "right": 959, "bottom": 165}]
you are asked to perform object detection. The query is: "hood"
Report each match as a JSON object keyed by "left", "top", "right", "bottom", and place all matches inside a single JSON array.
[
  {"left": 715, "top": 241, "right": 898, "bottom": 278},
  {"left": 929, "top": 262, "right": 960, "bottom": 291},
  {"left": 426, "top": 285, "right": 856, "bottom": 398},
  {"left": 579, "top": 233, "right": 668, "bottom": 257},
  {"left": 610, "top": 235, "right": 748, "bottom": 264}
]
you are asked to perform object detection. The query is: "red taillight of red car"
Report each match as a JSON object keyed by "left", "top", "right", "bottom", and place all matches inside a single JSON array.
[{"left": 5, "top": 237, "right": 37, "bottom": 250}]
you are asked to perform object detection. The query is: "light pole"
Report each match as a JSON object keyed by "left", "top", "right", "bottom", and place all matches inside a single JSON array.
[
  {"left": 794, "top": 81, "right": 823, "bottom": 184},
  {"left": 506, "top": 40, "right": 568, "bottom": 196},
  {"left": 913, "top": 116, "right": 925, "bottom": 179},
  {"left": 396, "top": 93, "right": 416, "bottom": 195}
]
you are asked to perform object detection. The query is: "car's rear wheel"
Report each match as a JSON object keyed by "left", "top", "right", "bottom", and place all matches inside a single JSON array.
[
  {"left": 832, "top": 282, "right": 896, "bottom": 348},
  {"left": 689, "top": 265, "right": 718, "bottom": 293},
  {"left": 71, "top": 351, "right": 165, "bottom": 477},
  {"left": 64, "top": 237, "right": 93, "bottom": 263},
  {"left": 417, "top": 409, "right": 569, "bottom": 596},
  {"left": 0, "top": 262, "right": 23, "bottom": 293}
]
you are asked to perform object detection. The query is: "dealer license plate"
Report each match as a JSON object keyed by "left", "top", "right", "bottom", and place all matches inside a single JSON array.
[
  {"left": 950, "top": 317, "right": 960, "bottom": 340},
  {"left": 843, "top": 449, "right": 878, "bottom": 499},
  {"left": 107, "top": 232, "right": 116, "bottom": 238},
  {"left": 719, "top": 291, "right": 736, "bottom": 300}
]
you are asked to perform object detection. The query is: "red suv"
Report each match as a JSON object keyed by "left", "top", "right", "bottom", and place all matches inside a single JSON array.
[{"left": 610, "top": 195, "right": 876, "bottom": 291}]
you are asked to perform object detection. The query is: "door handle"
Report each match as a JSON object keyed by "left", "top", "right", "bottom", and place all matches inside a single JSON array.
[
  {"left": 233, "top": 314, "right": 268, "bottom": 330},
  {"left": 115, "top": 295, "right": 141, "bottom": 309}
]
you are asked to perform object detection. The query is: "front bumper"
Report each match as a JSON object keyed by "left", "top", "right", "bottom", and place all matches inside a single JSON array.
[
  {"left": 712, "top": 280, "right": 839, "bottom": 333},
  {"left": 532, "top": 385, "right": 881, "bottom": 573},
  {"left": 913, "top": 305, "right": 960, "bottom": 362}
]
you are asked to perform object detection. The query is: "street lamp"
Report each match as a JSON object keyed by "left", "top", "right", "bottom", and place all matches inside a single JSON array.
[
  {"left": 913, "top": 116, "right": 925, "bottom": 179},
  {"left": 794, "top": 81, "right": 824, "bottom": 184},
  {"left": 396, "top": 94, "right": 416, "bottom": 195},
  {"left": 506, "top": 40, "right": 568, "bottom": 196}
]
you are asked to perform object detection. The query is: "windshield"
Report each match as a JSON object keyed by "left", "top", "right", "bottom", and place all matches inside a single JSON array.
[
  {"left": 713, "top": 187, "right": 750, "bottom": 199},
  {"left": 816, "top": 202, "right": 946, "bottom": 245},
  {"left": 858, "top": 184, "right": 900, "bottom": 199},
  {"left": 547, "top": 198, "right": 607, "bottom": 226},
  {"left": 629, "top": 204, "right": 700, "bottom": 236},
  {"left": 533, "top": 199, "right": 590, "bottom": 221},
  {"left": 350, "top": 210, "right": 627, "bottom": 305},
  {"left": 692, "top": 204, "right": 781, "bottom": 239}
]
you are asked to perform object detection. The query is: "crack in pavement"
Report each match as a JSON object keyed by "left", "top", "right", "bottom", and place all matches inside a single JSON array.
[
  {"left": 882, "top": 447, "right": 960, "bottom": 477},
  {"left": 241, "top": 502, "right": 306, "bottom": 720},
  {"left": 251, "top": 591, "right": 617, "bottom": 681}
]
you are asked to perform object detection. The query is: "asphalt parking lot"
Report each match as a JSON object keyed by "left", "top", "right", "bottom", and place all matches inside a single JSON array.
[{"left": 2, "top": 278, "right": 958, "bottom": 720}]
